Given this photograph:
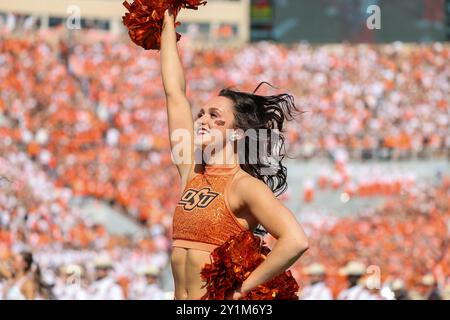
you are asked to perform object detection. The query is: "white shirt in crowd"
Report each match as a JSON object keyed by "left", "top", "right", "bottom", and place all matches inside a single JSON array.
[
  {"left": 301, "top": 282, "right": 333, "bottom": 300},
  {"left": 57, "top": 283, "right": 89, "bottom": 300},
  {"left": 135, "top": 283, "right": 165, "bottom": 300},
  {"left": 337, "top": 285, "right": 377, "bottom": 300},
  {"left": 88, "top": 277, "right": 124, "bottom": 300}
]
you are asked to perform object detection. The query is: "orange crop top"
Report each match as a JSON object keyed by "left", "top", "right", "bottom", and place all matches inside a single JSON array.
[{"left": 172, "top": 163, "right": 247, "bottom": 252}]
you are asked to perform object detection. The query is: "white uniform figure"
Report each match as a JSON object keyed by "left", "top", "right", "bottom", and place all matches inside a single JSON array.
[
  {"left": 338, "top": 284, "right": 375, "bottom": 300},
  {"left": 421, "top": 273, "right": 442, "bottom": 300},
  {"left": 88, "top": 256, "right": 124, "bottom": 300},
  {"left": 337, "top": 261, "right": 374, "bottom": 300},
  {"left": 361, "top": 274, "right": 385, "bottom": 300},
  {"left": 56, "top": 265, "right": 89, "bottom": 300},
  {"left": 132, "top": 266, "right": 165, "bottom": 300},
  {"left": 300, "top": 263, "right": 333, "bottom": 300}
]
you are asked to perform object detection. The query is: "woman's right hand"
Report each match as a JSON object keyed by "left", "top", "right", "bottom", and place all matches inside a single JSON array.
[{"left": 163, "top": 9, "right": 175, "bottom": 28}]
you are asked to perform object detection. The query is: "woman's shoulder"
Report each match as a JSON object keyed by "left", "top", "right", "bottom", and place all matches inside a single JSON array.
[
  {"left": 21, "top": 276, "right": 34, "bottom": 288},
  {"left": 234, "top": 169, "right": 268, "bottom": 185},
  {"left": 232, "top": 170, "right": 272, "bottom": 198}
]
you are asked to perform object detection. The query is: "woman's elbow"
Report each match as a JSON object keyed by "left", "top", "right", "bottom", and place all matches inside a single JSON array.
[{"left": 292, "top": 236, "right": 309, "bottom": 255}]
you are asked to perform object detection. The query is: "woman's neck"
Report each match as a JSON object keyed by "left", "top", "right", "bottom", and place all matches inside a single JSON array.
[
  {"left": 14, "top": 270, "right": 25, "bottom": 280},
  {"left": 202, "top": 147, "right": 239, "bottom": 167}
]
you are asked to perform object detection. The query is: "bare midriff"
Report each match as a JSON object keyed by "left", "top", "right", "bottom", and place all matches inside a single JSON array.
[{"left": 171, "top": 247, "right": 213, "bottom": 300}]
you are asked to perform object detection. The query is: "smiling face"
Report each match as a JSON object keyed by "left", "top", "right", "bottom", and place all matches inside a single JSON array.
[{"left": 194, "top": 96, "right": 236, "bottom": 149}]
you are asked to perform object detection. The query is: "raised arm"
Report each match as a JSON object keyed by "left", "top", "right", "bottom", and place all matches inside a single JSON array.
[{"left": 160, "top": 9, "right": 194, "bottom": 180}]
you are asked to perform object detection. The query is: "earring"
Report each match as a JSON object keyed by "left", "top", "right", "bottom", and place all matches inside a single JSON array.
[{"left": 230, "top": 129, "right": 243, "bottom": 141}]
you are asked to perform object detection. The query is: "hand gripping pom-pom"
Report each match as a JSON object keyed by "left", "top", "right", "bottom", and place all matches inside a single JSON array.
[
  {"left": 200, "top": 230, "right": 300, "bottom": 300},
  {"left": 122, "top": 0, "right": 207, "bottom": 50}
]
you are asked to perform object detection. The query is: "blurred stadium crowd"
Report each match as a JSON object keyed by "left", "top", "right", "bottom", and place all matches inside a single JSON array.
[
  {"left": 0, "top": 27, "right": 449, "bottom": 299},
  {"left": 293, "top": 179, "right": 450, "bottom": 300}
]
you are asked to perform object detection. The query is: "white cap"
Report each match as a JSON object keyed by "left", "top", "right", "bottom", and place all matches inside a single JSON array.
[
  {"left": 390, "top": 279, "right": 405, "bottom": 291},
  {"left": 421, "top": 274, "right": 435, "bottom": 286},
  {"left": 303, "top": 263, "right": 326, "bottom": 276},
  {"left": 64, "top": 264, "right": 83, "bottom": 277},
  {"left": 93, "top": 255, "right": 113, "bottom": 269},
  {"left": 339, "top": 261, "right": 366, "bottom": 276},
  {"left": 142, "top": 266, "right": 160, "bottom": 277}
]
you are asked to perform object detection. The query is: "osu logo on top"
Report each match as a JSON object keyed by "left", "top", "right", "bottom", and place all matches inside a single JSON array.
[{"left": 178, "top": 188, "right": 219, "bottom": 211}]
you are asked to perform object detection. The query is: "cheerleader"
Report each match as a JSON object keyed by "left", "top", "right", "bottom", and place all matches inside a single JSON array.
[{"left": 160, "top": 9, "right": 309, "bottom": 300}]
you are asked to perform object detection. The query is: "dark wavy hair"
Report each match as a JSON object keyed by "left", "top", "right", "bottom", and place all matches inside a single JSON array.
[
  {"left": 219, "top": 82, "right": 303, "bottom": 197},
  {"left": 20, "top": 251, "right": 34, "bottom": 273},
  {"left": 19, "top": 251, "right": 55, "bottom": 299}
]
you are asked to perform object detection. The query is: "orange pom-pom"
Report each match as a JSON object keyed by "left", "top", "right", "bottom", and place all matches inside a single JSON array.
[
  {"left": 122, "top": 0, "right": 207, "bottom": 50},
  {"left": 200, "top": 231, "right": 300, "bottom": 300}
]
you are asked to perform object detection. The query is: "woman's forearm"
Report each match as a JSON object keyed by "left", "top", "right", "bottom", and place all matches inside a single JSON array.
[
  {"left": 161, "top": 10, "right": 186, "bottom": 96},
  {"left": 241, "top": 236, "right": 308, "bottom": 293}
]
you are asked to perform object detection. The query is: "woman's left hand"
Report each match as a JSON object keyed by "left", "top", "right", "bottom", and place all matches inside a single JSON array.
[
  {"left": 230, "top": 289, "right": 243, "bottom": 300},
  {"left": 227, "top": 282, "right": 250, "bottom": 300}
]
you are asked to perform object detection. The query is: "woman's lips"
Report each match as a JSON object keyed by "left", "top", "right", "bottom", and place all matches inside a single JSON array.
[{"left": 197, "top": 128, "right": 209, "bottom": 135}]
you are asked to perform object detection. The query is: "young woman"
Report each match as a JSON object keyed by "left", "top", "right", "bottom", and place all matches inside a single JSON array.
[
  {"left": 160, "top": 10, "right": 309, "bottom": 300},
  {"left": 1, "top": 251, "right": 36, "bottom": 300}
]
